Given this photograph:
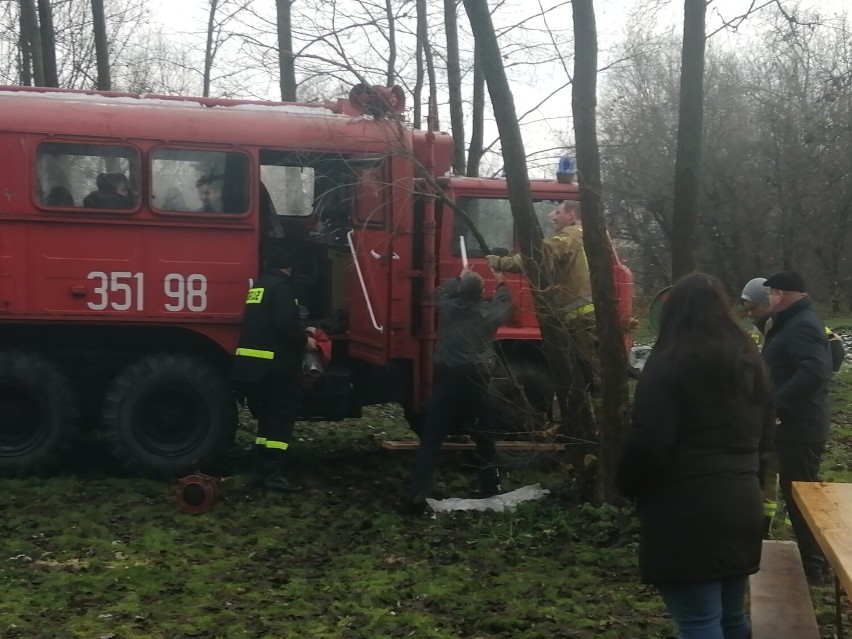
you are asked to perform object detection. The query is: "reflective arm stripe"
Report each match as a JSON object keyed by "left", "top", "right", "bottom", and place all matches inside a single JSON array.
[
  {"left": 763, "top": 501, "right": 777, "bottom": 517},
  {"left": 235, "top": 348, "right": 275, "bottom": 360},
  {"left": 255, "top": 437, "right": 267, "bottom": 446},
  {"left": 265, "top": 440, "right": 289, "bottom": 451},
  {"left": 565, "top": 303, "right": 595, "bottom": 319}
]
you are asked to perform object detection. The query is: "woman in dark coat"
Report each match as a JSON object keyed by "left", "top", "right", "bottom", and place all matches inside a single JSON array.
[{"left": 617, "top": 273, "right": 773, "bottom": 639}]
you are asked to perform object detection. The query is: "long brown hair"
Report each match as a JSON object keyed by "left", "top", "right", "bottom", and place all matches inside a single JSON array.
[{"left": 655, "top": 273, "right": 769, "bottom": 403}]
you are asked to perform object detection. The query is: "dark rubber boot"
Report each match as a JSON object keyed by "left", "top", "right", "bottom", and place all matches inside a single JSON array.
[
  {"left": 263, "top": 468, "right": 302, "bottom": 492},
  {"left": 478, "top": 466, "right": 502, "bottom": 498}
]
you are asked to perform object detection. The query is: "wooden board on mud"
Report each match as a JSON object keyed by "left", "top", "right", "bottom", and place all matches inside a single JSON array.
[{"left": 380, "top": 440, "right": 566, "bottom": 451}]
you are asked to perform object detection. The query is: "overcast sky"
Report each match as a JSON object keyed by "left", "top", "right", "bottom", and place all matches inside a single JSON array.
[{"left": 146, "top": 0, "right": 846, "bottom": 175}]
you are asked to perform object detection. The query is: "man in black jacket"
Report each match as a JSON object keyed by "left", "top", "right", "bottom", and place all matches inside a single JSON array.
[
  {"left": 404, "top": 265, "right": 513, "bottom": 512},
  {"left": 762, "top": 270, "right": 833, "bottom": 584},
  {"left": 232, "top": 245, "right": 315, "bottom": 491}
]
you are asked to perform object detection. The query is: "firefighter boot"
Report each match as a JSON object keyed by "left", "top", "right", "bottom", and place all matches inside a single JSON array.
[
  {"left": 478, "top": 466, "right": 502, "bottom": 498},
  {"left": 256, "top": 450, "right": 301, "bottom": 492},
  {"left": 263, "top": 468, "right": 302, "bottom": 492}
]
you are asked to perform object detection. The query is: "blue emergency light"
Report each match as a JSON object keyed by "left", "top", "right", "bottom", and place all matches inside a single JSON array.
[{"left": 557, "top": 155, "right": 576, "bottom": 183}]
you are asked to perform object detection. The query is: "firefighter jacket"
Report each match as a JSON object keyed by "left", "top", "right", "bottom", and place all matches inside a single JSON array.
[
  {"left": 762, "top": 297, "right": 832, "bottom": 443},
  {"left": 432, "top": 278, "right": 512, "bottom": 371},
  {"left": 616, "top": 348, "right": 772, "bottom": 584},
  {"left": 232, "top": 270, "right": 307, "bottom": 383},
  {"left": 490, "top": 225, "right": 593, "bottom": 319}
]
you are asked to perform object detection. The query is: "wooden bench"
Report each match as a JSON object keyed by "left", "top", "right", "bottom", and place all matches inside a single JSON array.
[
  {"left": 749, "top": 540, "right": 820, "bottom": 638},
  {"left": 793, "top": 481, "right": 852, "bottom": 638},
  {"left": 379, "top": 440, "right": 566, "bottom": 451}
]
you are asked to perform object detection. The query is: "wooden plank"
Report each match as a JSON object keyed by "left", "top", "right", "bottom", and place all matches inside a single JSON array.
[
  {"left": 749, "top": 540, "right": 819, "bottom": 639},
  {"left": 380, "top": 440, "right": 566, "bottom": 451},
  {"left": 793, "top": 481, "right": 852, "bottom": 597}
]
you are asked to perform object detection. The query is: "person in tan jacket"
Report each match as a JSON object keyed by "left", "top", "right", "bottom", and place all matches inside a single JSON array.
[{"left": 486, "top": 200, "right": 597, "bottom": 395}]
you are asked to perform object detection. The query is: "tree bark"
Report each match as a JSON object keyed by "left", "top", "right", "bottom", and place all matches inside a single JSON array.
[
  {"left": 276, "top": 0, "right": 296, "bottom": 101},
  {"left": 444, "top": 0, "right": 465, "bottom": 174},
  {"left": 20, "top": 0, "right": 44, "bottom": 86},
  {"left": 91, "top": 0, "right": 110, "bottom": 90},
  {"left": 466, "top": 42, "right": 485, "bottom": 177},
  {"left": 571, "top": 0, "right": 630, "bottom": 504},
  {"left": 37, "top": 0, "right": 58, "bottom": 87},
  {"left": 203, "top": 0, "right": 219, "bottom": 97},
  {"left": 671, "top": 0, "right": 706, "bottom": 279},
  {"left": 385, "top": 0, "right": 396, "bottom": 86},
  {"left": 413, "top": 0, "right": 426, "bottom": 129},
  {"left": 18, "top": 3, "right": 33, "bottom": 86}
]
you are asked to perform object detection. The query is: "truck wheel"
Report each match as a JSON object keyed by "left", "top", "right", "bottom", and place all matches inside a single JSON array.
[
  {"left": 101, "top": 354, "right": 237, "bottom": 477},
  {"left": 0, "top": 351, "right": 79, "bottom": 476},
  {"left": 490, "top": 361, "right": 554, "bottom": 438}
]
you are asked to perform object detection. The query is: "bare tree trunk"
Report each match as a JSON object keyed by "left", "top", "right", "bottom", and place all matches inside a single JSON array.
[
  {"left": 671, "top": 0, "right": 706, "bottom": 279},
  {"left": 20, "top": 0, "right": 44, "bottom": 86},
  {"left": 413, "top": 0, "right": 426, "bottom": 129},
  {"left": 466, "top": 42, "right": 484, "bottom": 177},
  {"left": 444, "top": 0, "right": 465, "bottom": 174},
  {"left": 463, "top": 0, "right": 596, "bottom": 448},
  {"left": 385, "top": 0, "right": 396, "bottom": 86},
  {"left": 91, "top": 0, "right": 110, "bottom": 90},
  {"left": 424, "top": 22, "right": 439, "bottom": 130},
  {"left": 276, "top": 0, "right": 296, "bottom": 101},
  {"left": 37, "top": 0, "right": 57, "bottom": 87},
  {"left": 572, "top": 0, "right": 629, "bottom": 504},
  {"left": 204, "top": 0, "right": 219, "bottom": 97},
  {"left": 18, "top": 4, "right": 33, "bottom": 86}
]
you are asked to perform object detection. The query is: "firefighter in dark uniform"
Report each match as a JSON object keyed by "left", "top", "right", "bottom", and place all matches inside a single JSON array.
[{"left": 232, "top": 245, "right": 315, "bottom": 491}]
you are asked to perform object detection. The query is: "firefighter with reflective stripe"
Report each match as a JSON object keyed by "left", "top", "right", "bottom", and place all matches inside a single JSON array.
[
  {"left": 740, "top": 277, "right": 778, "bottom": 536},
  {"left": 232, "top": 244, "right": 314, "bottom": 492},
  {"left": 487, "top": 200, "right": 597, "bottom": 396}
]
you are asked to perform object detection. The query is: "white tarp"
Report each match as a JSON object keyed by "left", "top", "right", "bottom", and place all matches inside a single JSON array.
[{"left": 426, "top": 483, "right": 550, "bottom": 514}]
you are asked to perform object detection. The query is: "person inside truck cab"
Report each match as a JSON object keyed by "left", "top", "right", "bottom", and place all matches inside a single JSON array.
[
  {"left": 84, "top": 172, "right": 134, "bottom": 209},
  {"left": 196, "top": 174, "right": 225, "bottom": 213},
  {"left": 45, "top": 186, "right": 75, "bottom": 207}
]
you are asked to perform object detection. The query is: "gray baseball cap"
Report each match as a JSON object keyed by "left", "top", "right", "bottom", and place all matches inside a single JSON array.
[{"left": 741, "top": 277, "right": 770, "bottom": 307}]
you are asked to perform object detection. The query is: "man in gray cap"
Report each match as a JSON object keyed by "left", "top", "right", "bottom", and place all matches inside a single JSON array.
[
  {"left": 741, "top": 277, "right": 773, "bottom": 347},
  {"left": 740, "top": 277, "right": 777, "bottom": 536},
  {"left": 762, "top": 270, "right": 832, "bottom": 584}
]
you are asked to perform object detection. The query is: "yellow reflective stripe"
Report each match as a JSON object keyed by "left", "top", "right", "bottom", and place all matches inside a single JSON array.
[
  {"left": 565, "top": 303, "right": 595, "bottom": 319},
  {"left": 265, "top": 440, "right": 289, "bottom": 451},
  {"left": 763, "top": 501, "right": 777, "bottom": 516},
  {"left": 255, "top": 437, "right": 267, "bottom": 446},
  {"left": 235, "top": 348, "right": 275, "bottom": 360},
  {"left": 246, "top": 287, "right": 264, "bottom": 304}
]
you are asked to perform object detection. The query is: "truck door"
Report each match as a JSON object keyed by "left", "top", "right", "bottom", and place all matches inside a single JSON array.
[{"left": 346, "top": 163, "right": 393, "bottom": 365}]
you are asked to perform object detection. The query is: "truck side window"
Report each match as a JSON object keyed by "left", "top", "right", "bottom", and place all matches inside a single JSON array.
[
  {"left": 36, "top": 142, "right": 139, "bottom": 211},
  {"left": 151, "top": 148, "right": 249, "bottom": 215}
]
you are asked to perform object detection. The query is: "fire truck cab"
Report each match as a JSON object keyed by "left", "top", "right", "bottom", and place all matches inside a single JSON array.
[{"left": 0, "top": 84, "right": 632, "bottom": 477}]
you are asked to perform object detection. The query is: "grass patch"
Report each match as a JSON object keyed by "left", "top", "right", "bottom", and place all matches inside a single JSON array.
[{"left": 3, "top": 342, "right": 852, "bottom": 638}]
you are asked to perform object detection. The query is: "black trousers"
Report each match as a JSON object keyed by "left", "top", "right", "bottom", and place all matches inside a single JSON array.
[
  {"left": 408, "top": 365, "right": 498, "bottom": 500},
  {"left": 775, "top": 439, "right": 827, "bottom": 574},
  {"left": 246, "top": 372, "right": 301, "bottom": 471}
]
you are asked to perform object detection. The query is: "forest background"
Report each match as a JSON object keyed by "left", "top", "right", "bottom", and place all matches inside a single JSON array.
[{"left": 5, "top": 0, "right": 852, "bottom": 304}]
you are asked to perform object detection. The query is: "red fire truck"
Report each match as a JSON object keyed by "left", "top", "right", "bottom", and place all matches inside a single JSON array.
[{"left": 0, "top": 84, "right": 633, "bottom": 477}]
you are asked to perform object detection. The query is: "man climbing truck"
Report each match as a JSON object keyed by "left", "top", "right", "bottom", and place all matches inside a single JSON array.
[{"left": 0, "top": 83, "right": 633, "bottom": 477}]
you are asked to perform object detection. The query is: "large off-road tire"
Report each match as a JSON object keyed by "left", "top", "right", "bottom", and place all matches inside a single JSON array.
[
  {"left": 101, "top": 354, "right": 237, "bottom": 477},
  {"left": 0, "top": 350, "right": 79, "bottom": 476}
]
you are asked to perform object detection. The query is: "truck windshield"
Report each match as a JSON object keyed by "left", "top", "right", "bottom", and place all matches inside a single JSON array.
[{"left": 451, "top": 197, "right": 560, "bottom": 257}]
